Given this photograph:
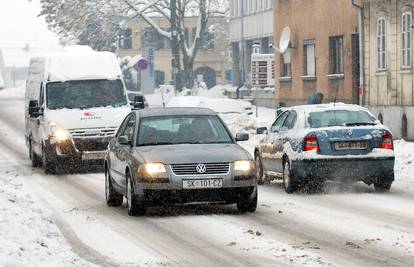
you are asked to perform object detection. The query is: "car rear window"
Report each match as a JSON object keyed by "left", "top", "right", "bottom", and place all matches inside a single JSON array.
[{"left": 308, "top": 110, "right": 377, "bottom": 128}]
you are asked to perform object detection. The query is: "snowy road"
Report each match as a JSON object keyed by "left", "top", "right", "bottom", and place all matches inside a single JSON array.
[{"left": 1, "top": 91, "right": 414, "bottom": 266}]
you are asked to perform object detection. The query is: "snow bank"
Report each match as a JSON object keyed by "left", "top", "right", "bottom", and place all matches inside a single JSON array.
[
  {"left": 394, "top": 140, "right": 414, "bottom": 190},
  {"left": 0, "top": 165, "right": 92, "bottom": 266},
  {"left": 0, "top": 84, "right": 25, "bottom": 98}
]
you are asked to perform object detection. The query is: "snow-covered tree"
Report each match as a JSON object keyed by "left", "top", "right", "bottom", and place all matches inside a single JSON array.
[{"left": 39, "top": 0, "right": 229, "bottom": 90}]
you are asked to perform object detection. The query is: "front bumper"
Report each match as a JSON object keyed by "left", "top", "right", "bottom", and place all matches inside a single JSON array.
[
  {"left": 50, "top": 137, "right": 111, "bottom": 162},
  {"left": 292, "top": 157, "right": 395, "bottom": 182}
]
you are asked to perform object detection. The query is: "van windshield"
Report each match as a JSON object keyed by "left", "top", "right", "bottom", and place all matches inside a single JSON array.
[{"left": 46, "top": 79, "right": 128, "bottom": 110}]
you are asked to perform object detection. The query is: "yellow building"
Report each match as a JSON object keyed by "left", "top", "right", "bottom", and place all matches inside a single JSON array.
[{"left": 117, "top": 16, "right": 231, "bottom": 89}]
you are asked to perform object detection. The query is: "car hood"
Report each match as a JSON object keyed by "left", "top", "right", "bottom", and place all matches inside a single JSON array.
[
  {"left": 45, "top": 106, "right": 130, "bottom": 130},
  {"left": 134, "top": 143, "right": 251, "bottom": 164}
]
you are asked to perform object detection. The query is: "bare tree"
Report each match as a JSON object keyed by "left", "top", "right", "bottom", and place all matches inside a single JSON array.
[{"left": 40, "top": 0, "right": 228, "bottom": 89}]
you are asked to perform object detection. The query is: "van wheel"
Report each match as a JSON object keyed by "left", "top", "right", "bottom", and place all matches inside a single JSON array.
[
  {"left": 42, "top": 144, "right": 57, "bottom": 174},
  {"left": 29, "top": 139, "right": 42, "bottom": 167},
  {"left": 105, "top": 167, "right": 123, "bottom": 207},
  {"left": 374, "top": 181, "right": 392, "bottom": 192},
  {"left": 126, "top": 173, "right": 146, "bottom": 216},
  {"left": 283, "top": 160, "right": 297, "bottom": 194}
]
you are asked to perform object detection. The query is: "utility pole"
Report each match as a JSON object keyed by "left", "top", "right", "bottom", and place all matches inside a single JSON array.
[
  {"left": 240, "top": 0, "right": 246, "bottom": 87},
  {"left": 170, "top": 0, "right": 181, "bottom": 93}
]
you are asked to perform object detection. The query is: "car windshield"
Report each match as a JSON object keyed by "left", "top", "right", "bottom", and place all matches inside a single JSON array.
[
  {"left": 137, "top": 115, "right": 233, "bottom": 146},
  {"left": 308, "top": 110, "right": 377, "bottom": 128},
  {"left": 46, "top": 79, "right": 128, "bottom": 109}
]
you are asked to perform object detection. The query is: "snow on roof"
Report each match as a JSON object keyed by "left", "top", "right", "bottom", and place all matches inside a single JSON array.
[
  {"left": 198, "top": 98, "right": 245, "bottom": 114},
  {"left": 166, "top": 96, "right": 208, "bottom": 107},
  {"left": 290, "top": 103, "right": 369, "bottom": 113},
  {"left": 38, "top": 49, "right": 122, "bottom": 81}
]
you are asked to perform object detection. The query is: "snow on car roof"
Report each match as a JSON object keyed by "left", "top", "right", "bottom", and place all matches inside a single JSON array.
[
  {"left": 289, "top": 103, "right": 370, "bottom": 114},
  {"left": 137, "top": 107, "right": 216, "bottom": 118}
]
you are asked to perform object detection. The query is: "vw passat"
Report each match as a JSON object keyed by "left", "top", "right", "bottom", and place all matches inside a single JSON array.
[
  {"left": 255, "top": 103, "right": 395, "bottom": 193},
  {"left": 105, "top": 107, "right": 257, "bottom": 215}
]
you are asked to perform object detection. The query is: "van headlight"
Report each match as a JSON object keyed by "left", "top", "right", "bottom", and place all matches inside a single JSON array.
[
  {"left": 234, "top": 160, "right": 255, "bottom": 172},
  {"left": 49, "top": 123, "right": 70, "bottom": 143}
]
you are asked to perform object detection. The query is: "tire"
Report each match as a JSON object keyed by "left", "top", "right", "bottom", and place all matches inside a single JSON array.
[
  {"left": 42, "top": 143, "right": 58, "bottom": 174},
  {"left": 283, "top": 160, "right": 297, "bottom": 194},
  {"left": 255, "top": 154, "right": 265, "bottom": 185},
  {"left": 237, "top": 186, "right": 258, "bottom": 213},
  {"left": 29, "top": 138, "right": 42, "bottom": 167},
  {"left": 374, "top": 181, "right": 392, "bottom": 192},
  {"left": 126, "top": 173, "right": 146, "bottom": 216},
  {"left": 105, "top": 167, "right": 123, "bottom": 207}
]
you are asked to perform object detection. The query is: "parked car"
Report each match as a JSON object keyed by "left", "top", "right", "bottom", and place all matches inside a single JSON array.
[
  {"left": 254, "top": 103, "right": 395, "bottom": 193},
  {"left": 127, "top": 91, "right": 148, "bottom": 109},
  {"left": 239, "top": 99, "right": 253, "bottom": 115},
  {"left": 105, "top": 107, "right": 257, "bottom": 215},
  {"left": 25, "top": 48, "right": 131, "bottom": 174},
  {"left": 166, "top": 96, "right": 208, "bottom": 108}
]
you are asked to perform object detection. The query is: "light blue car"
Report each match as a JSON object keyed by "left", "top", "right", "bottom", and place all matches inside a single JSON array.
[{"left": 255, "top": 103, "right": 395, "bottom": 193}]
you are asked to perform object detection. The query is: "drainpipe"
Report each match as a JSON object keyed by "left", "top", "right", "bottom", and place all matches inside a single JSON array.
[{"left": 350, "top": 0, "right": 364, "bottom": 106}]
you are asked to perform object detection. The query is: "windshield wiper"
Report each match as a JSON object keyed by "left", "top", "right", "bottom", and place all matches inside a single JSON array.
[
  {"left": 344, "top": 122, "right": 377, "bottom": 126},
  {"left": 137, "top": 142, "right": 175, "bottom": 146}
]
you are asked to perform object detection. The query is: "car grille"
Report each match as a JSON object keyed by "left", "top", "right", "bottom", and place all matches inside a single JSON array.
[
  {"left": 72, "top": 138, "right": 110, "bottom": 152},
  {"left": 171, "top": 163, "right": 230, "bottom": 176},
  {"left": 69, "top": 127, "right": 117, "bottom": 138}
]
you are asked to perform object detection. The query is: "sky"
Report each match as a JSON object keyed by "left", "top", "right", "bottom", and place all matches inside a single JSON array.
[{"left": 0, "top": 0, "right": 60, "bottom": 47}]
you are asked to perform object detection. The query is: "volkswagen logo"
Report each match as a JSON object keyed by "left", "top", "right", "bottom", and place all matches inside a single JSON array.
[
  {"left": 348, "top": 129, "right": 353, "bottom": 136},
  {"left": 196, "top": 164, "right": 207, "bottom": 174}
]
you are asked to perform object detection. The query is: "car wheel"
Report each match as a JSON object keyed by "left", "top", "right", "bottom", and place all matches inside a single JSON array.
[
  {"left": 29, "top": 138, "right": 42, "bottom": 167},
  {"left": 283, "top": 160, "right": 297, "bottom": 194},
  {"left": 42, "top": 143, "right": 58, "bottom": 174},
  {"left": 255, "top": 154, "right": 264, "bottom": 185},
  {"left": 374, "top": 181, "right": 392, "bottom": 192},
  {"left": 105, "top": 167, "right": 123, "bottom": 207},
  {"left": 126, "top": 173, "right": 146, "bottom": 216},
  {"left": 237, "top": 186, "right": 258, "bottom": 213}
]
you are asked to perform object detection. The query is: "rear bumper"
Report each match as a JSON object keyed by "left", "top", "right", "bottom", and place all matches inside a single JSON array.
[
  {"left": 141, "top": 186, "right": 255, "bottom": 205},
  {"left": 291, "top": 157, "right": 395, "bottom": 182}
]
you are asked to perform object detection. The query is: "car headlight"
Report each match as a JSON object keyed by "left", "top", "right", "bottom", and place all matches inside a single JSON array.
[
  {"left": 49, "top": 122, "right": 70, "bottom": 142},
  {"left": 139, "top": 163, "right": 166, "bottom": 177},
  {"left": 234, "top": 160, "right": 255, "bottom": 172}
]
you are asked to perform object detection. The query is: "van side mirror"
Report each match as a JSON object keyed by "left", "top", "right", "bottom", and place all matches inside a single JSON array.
[
  {"left": 235, "top": 132, "right": 249, "bottom": 142},
  {"left": 118, "top": 135, "right": 132, "bottom": 146},
  {"left": 28, "top": 100, "right": 43, "bottom": 118},
  {"left": 131, "top": 96, "right": 145, "bottom": 109},
  {"left": 256, "top": 127, "right": 268, "bottom": 135}
]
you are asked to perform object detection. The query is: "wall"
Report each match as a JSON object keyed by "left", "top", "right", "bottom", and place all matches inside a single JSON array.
[{"left": 274, "top": 0, "right": 359, "bottom": 107}]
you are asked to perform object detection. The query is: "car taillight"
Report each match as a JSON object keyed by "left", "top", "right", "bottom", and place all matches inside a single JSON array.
[
  {"left": 304, "top": 134, "right": 320, "bottom": 152},
  {"left": 381, "top": 131, "right": 393, "bottom": 150}
]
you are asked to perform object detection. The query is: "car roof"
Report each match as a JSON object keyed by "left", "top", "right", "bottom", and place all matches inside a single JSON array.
[{"left": 136, "top": 107, "right": 217, "bottom": 118}]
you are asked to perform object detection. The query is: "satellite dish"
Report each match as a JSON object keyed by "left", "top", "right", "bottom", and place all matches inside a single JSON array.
[
  {"left": 279, "top": 27, "right": 291, "bottom": 54},
  {"left": 272, "top": 26, "right": 291, "bottom": 54}
]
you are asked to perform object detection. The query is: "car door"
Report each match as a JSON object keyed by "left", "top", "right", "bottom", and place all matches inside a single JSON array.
[
  {"left": 273, "top": 111, "right": 297, "bottom": 173},
  {"left": 33, "top": 83, "right": 45, "bottom": 155},
  {"left": 116, "top": 114, "right": 137, "bottom": 187},
  {"left": 109, "top": 114, "right": 133, "bottom": 185},
  {"left": 260, "top": 111, "right": 289, "bottom": 173}
]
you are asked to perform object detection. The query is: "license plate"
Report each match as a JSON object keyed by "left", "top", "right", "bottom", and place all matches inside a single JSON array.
[
  {"left": 82, "top": 152, "right": 106, "bottom": 160},
  {"left": 334, "top": 141, "right": 368, "bottom": 150},
  {"left": 183, "top": 178, "right": 223, "bottom": 189}
]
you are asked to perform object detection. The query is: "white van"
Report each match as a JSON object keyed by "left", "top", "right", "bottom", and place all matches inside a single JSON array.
[{"left": 25, "top": 48, "right": 131, "bottom": 174}]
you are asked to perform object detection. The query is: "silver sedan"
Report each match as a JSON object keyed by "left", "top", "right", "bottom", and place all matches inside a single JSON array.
[{"left": 104, "top": 107, "right": 257, "bottom": 216}]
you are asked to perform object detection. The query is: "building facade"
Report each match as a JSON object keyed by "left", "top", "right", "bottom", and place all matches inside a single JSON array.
[
  {"left": 274, "top": 0, "right": 360, "bottom": 107},
  {"left": 229, "top": 0, "right": 275, "bottom": 87},
  {"left": 364, "top": 0, "right": 414, "bottom": 140},
  {"left": 117, "top": 16, "right": 230, "bottom": 91}
]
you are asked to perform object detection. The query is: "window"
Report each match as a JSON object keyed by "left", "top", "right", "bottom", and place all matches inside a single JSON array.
[
  {"left": 116, "top": 114, "right": 132, "bottom": 138},
  {"left": 281, "top": 111, "right": 297, "bottom": 131},
  {"left": 270, "top": 112, "right": 289, "bottom": 133},
  {"left": 119, "top": 28, "right": 132, "bottom": 49},
  {"left": 329, "top": 36, "right": 343, "bottom": 74},
  {"left": 122, "top": 115, "right": 136, "bottom": 141},
  {"left": 280, "top": 46, "right": 292, "bottom": 77},
  {"left": 377, "top": 16, "right": 387, "bottom": 70},
  {"left": 304, "top": 40, "right": 316, "bottom": 76},
  {"left": 401, "top": 11, "right": 412, "bottom": 68},
  {"left": 308, "top": 110, "right": 377, "bottom": 128}
]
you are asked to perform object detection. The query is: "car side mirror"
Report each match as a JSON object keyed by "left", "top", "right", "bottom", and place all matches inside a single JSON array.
[
  {"left": 235, "top": 132, "right": 249, "bottom": 142},
  {"left": 119, "top": 135, "right": 132, "bottom": 146},
  {"left": 256, "top": 127, "right": 268, "bottom": 135},
  {"left": 28, "top": 100, "right": 43, "bottom": 118}
]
